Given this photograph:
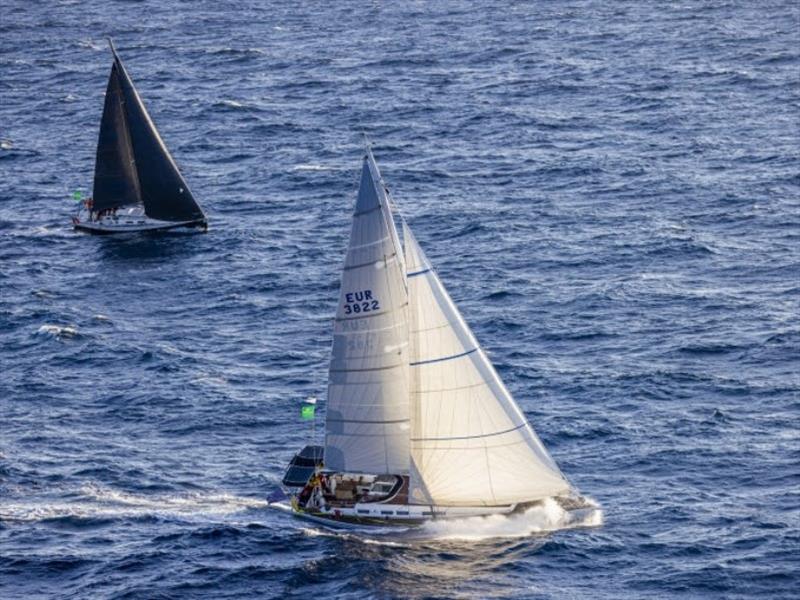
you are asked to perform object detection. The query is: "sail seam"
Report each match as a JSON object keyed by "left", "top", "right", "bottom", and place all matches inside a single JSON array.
[
  {"left": 411, "top": 381, "right": 487, "bottom": 394},
  {"left": 410, "top": 422, "right": 526, "bottom": 442},
  {"left": 407, "top": 268, "right": 431, "bottom": 277},
  {"left": 410, "top": 322, "right": 451, "bottom": 335},
  {"left": 352, "top": 204, "right": 383, "bottom": 218},
  {"left": 330, "top": 347, "right": 408, "bottom": 362},
  {"left": 343, "top": 253, "right": 397, "bottom": 271},
  {"left": 410, "top": 348, "right": 477, "bottom": 367},
  {"left": 347, "top": 236, "right": 390, "bottom": 250},
  {"left": 333, "top": 322, "right": 405, "bottom": 335}
]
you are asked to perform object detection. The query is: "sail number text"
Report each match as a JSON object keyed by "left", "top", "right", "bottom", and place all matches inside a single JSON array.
[{"left": 343, "top": 290, "right": 380, "bottom": 315}]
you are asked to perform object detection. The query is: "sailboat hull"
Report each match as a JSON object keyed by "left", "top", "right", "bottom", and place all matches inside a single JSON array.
[
  {"left": 288, "top": 500, "right": 518, "bottom": 529},
  {"left": 73, "top": 218, "right": 207, "bottom": 235}
]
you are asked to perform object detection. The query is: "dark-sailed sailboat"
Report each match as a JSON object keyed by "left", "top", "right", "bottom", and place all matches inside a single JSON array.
[{"left": 73, "top": 39, "right": 207, "bottom": 234}]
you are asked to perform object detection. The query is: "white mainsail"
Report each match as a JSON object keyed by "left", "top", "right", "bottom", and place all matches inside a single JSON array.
[
  {"left": 403, "top": 223, "right": 571, "bottom": 506},
  {"left": 324, "top": 151, "right": 410, "bottom": 474}
]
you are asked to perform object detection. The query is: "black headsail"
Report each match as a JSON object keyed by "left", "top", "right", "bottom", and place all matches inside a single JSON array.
[
  {"left": 92, "top": 61, "right": 141, "bottom": 212},
  {"left": 94, "top": 40, "right": 205, "bottom": 222}
]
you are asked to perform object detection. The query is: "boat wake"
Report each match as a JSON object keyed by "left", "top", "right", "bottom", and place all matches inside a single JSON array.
[
  {"left": 0, "top": 484, "right": 269, "bottom": 524},
  {"left": 301, "top": 526, "right": 412, "bottom": 547},
  {"left": 415, "top": 497, "right": 603, "bottom": 541}
]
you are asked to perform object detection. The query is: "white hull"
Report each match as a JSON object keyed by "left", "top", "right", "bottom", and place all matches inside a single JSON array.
[{"left": 290, "top": 500, "right": 518, "bottom": 528}]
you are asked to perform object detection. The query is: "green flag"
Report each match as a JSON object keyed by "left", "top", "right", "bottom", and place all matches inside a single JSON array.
[
  {"left": 72, "top": 190, "right": 83, "bottom": 201},
  {"left": 300, "top": 403, "right": 315, "bottom": 420}
]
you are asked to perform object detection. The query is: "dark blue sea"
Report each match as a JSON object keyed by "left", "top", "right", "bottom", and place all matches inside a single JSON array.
[{"left": 1, "top": 1, "right": 798, "bottom": 598}]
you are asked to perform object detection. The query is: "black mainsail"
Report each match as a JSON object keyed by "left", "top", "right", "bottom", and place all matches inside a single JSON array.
[{"left": 91, "top": 40, "right": 205, "bottom": 223}]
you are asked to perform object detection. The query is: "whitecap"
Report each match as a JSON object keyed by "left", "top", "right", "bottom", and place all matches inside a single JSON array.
[
  {"left": 291, "top": 164, "right": 336, "bottom": 172},
  {"left": 36, "top": 324, "right": 78, "bottom": 339}
]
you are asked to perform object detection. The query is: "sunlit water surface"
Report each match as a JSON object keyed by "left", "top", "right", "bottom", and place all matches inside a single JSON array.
[{"left": 1, "top": 1, "right": 798, "bottom": 598}]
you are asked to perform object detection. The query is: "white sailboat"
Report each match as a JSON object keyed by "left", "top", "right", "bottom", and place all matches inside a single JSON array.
[{"left": 281, "top": 148, "right": 582, "bottom": 526}]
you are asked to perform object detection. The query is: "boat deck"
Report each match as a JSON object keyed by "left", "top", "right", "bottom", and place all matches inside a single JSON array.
[{"left": 322, "top": 474, "right": 409, "bottom": 508}]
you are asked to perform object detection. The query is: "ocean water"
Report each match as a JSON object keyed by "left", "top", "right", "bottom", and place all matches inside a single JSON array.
[{"left": 1, "top": 1, "right": 798, "bottom": 598}]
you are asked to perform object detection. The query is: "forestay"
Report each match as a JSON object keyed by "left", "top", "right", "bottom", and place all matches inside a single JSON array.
[
  {"left": 403, "top": 223, "right": 571, "bottom": 506},
  {"left": 324, "top": 151, "right": 410, "bottom": 474}
]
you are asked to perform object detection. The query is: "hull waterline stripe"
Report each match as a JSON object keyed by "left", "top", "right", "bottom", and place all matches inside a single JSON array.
[
  {"left": 410, "top": 347, "right": 477, "bottom": 367},
  {"left": 411, "top": 422, "right": 527, "bottom": 442}
]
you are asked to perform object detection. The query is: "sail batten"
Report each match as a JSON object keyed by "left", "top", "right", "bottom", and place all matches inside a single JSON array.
[
  {"left": 411, "top": 422, "right": 526, "bottom": 442},
  {"left": 410, "top": 347, "right": 478, "bottom": 366}
]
